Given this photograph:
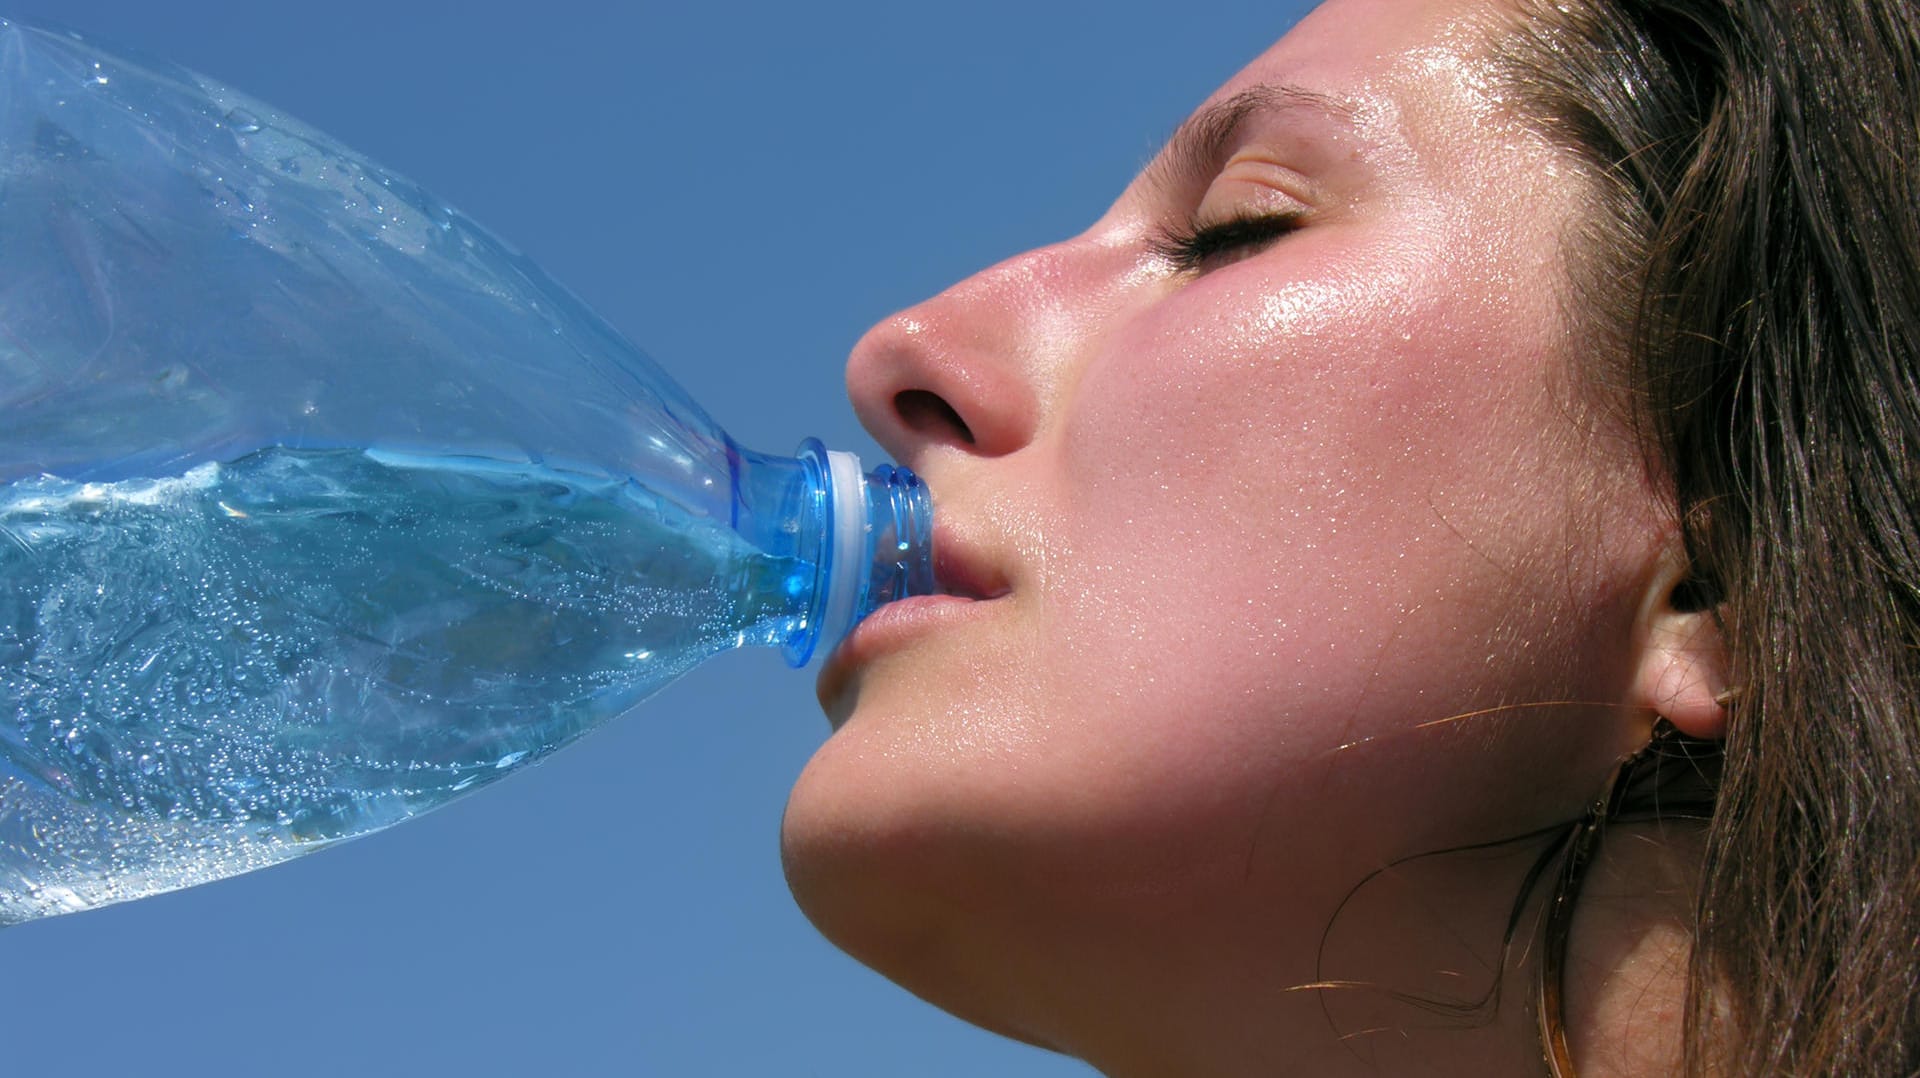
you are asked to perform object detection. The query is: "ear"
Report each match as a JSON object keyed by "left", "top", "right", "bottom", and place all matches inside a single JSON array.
[{"left": 1629, "top": 551, "right": 1731, "bottom": 739}]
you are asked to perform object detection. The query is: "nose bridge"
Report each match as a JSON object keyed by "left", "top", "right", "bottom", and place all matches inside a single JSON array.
[{"left": 919, "top": 233, "right": 1116, "bottom": 393}]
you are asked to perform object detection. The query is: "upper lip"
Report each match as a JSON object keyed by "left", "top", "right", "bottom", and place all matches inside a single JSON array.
[{"left": 932, "top": 525, "right": 1012, "bottom": 601}]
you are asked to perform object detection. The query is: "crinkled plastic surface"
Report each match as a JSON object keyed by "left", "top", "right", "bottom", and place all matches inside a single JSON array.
[
  {"left": 0, "top": 17, "right": 936, "bottom": 924},
  {"left": 0, "top": 16, "right": 730, "bottom": 512}
]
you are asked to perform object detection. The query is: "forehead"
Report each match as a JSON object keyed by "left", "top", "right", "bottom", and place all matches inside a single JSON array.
[
  {"left": 1180, "top": 0, "right": 1525, "bottom": 175},
  {"left": 1106, "top": 0, "right": 1574, "bottom": 238},
  {"left": 1221, "top": 0, "right": 1510, "bottom": 106}
]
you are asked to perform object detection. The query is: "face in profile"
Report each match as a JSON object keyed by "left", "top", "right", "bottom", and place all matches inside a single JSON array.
[{"left": 784, "top": 0, "right": 1697, "bottom": 1068}]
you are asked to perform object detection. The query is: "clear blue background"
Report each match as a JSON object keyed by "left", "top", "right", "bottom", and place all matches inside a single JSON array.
[{"left": 0, "top": 3, "right": 1311, "bottom": 1074}]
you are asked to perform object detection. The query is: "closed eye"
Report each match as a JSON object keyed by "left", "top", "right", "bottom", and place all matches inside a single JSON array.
[{"left": 1149, "top": 212, "right": 1303, "bottom": 273}]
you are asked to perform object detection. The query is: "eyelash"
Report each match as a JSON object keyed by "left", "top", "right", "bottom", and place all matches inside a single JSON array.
[{"left": 1149, "top": 212, "right": 1304, "bottom": 273}]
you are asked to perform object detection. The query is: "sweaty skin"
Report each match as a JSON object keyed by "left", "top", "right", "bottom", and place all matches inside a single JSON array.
[{"left": 784, "top": 1, "right": 1723, "bottom": 1073}]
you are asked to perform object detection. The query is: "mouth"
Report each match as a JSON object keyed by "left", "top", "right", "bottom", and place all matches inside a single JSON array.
[
  {"left": 931, "top": 530, "right": 1013, "bottom": 603},
  {"left": 813, "top": 525, "right": 1012, "bottom": 712}
]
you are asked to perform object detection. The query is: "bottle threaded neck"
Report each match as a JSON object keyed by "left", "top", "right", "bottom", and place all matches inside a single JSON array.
[
  {"left": 859, "top": 461, "right": 935, "bottom": 613},
  {"left": 781, "top": 443, "right": 935, "bottom": 667}
]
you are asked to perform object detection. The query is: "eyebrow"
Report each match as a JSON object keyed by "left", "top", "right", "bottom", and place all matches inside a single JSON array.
[{"left": 1141, "top": 84, "right": 1359, "bottom": 201}]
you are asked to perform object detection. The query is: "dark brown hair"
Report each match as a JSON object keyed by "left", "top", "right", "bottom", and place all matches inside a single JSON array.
[{"left": 1498, "top": 0, "right": 1920, "bottom": 1072}]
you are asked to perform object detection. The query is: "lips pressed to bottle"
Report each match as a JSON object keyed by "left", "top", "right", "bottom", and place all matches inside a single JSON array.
[{"left": 0, "top": 18, "right": 934, "bottom": 923}]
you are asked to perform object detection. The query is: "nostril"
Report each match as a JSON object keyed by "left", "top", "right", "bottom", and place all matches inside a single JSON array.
[{"left": 894, "top": 389, "right": 974, "bottom": 446}]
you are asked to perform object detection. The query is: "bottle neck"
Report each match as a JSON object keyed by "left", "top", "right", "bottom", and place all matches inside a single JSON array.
[
  {"left": 853, "top": 457, "right": 936, "bottom": 614},
  {"left": 725, "top": 439, "right": 934, "bottom": 667}
]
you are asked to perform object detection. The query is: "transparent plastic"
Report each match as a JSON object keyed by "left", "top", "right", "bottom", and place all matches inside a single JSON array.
[{"left": 0, "top": 19, "right": 933, "bottom": 923}]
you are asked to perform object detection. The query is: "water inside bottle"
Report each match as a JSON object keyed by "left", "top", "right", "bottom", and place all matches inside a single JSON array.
[{"left": 0, "top": 446, "right": 810, "bottom": 922}]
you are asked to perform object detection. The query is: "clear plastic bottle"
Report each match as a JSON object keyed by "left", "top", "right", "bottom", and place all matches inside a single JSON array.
[{"left": 0, "top": 18, "right": 933, "bottom": 923}]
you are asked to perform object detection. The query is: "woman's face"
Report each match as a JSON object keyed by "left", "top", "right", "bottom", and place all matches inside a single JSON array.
[{"left": 785, "top": 0, "right": 1672, "bottom": 1060}]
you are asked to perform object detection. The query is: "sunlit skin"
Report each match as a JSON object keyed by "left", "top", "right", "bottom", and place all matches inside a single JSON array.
[{"left": 782, "top": 0, "right": 1727, "bottom": 1074}]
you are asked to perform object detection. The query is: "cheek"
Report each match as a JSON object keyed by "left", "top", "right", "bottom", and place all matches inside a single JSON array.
[{"left": 1046, "top": 235, "right": 1612, "bottom": 782}]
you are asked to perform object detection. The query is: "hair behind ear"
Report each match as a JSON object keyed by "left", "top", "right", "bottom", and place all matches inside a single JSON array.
[{"left": 1497, "top": 0, "right": 1920, "bottom": 1072}]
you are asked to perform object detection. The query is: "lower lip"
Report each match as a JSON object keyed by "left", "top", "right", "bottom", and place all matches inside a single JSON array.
[{"left": 817, "top": 593, "right": 998, "bottom": 694}]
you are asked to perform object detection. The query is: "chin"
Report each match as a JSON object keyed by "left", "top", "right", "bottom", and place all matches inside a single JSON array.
[
  {"left": 780, "top": 733, "right": 1018, "bottom": 1035},
  {"left": 779, "top": 802, "right": 1074, "bottom": 1056},
  {"left": 778, "top": 697, "right": 1285, "bottom": 1045}
]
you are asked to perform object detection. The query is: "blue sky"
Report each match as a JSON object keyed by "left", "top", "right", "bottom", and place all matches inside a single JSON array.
[{"left": 0, "top": 3, "right": 1313, "bottom": 1074}]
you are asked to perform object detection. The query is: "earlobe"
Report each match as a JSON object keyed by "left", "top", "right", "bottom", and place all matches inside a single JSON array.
[{"left": 1630, "top": 554, "right": 1732, "bottom": 739}]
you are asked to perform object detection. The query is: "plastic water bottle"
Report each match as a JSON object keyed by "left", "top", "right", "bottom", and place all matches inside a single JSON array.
[{"left": 0, "top": 19, "right": 934, "bottom": 923}]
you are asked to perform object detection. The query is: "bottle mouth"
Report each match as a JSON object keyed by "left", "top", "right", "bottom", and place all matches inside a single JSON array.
[{"left": 780, "top": 441, "right": 934, "bottom": 668}]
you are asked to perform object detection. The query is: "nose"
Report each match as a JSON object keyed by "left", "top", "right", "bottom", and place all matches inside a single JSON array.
[{"left": 845, "top": 238, "right": 1098, "bottom": 469}]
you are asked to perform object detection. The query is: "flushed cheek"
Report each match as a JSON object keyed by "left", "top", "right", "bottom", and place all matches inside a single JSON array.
[
  {"left": 1079, "top": 250, "right": 1435, "bottom": 468},
  {"left": 1042, "top": 283, "right": 1587, "bottom": 763},
  {"left": 1064, "top": 207, "right": 1567, "bottom": 546},
  {"left": 1039, "top": 498, "right": 1477, "bottom": 748},
  {"left": 1022, "top": 480, "right": 1625, "bottom": 882}
]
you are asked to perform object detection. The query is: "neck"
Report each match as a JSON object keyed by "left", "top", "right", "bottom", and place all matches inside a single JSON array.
[
  {"left": 1060, "top": 837, "right": 1556, "bottom": 1077},
  {"left": 1061, "top": 820, "right": 1706, "bottom": 1078},
  {"left": 1557, "top": 817, "right": 1707, "bottom": 1077}
]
